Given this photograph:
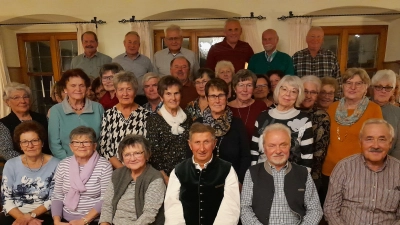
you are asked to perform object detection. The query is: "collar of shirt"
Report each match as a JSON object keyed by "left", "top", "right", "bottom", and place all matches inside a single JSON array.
[
  {"left": 361, "top": 154, "right": 389, "bottom": 172},
  {"left": 265, "top": 50, "right": 277, "bottom": 62},
  {"left": 168, "top": 48, "right": 182, "bottom": 56},
  {"left": 192, "top": 155, "right": 213, "bottom": 170},
  {"left": 123, "top": 52, "right": 141, "bottom": 60},
  {"left": 304, "top": 48, "right": 325, "bottom": 57},
  {"left": 264, "top": 160, "right": 292, "bottom": 175},
  {"left": 83, "top": 51, "right": 98, "bottom": 58},
  {"left": 222, "top": 38, "right": 245, "bottom": 49}
]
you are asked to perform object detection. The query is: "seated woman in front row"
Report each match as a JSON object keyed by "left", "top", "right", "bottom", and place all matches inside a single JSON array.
[
  {"left": 99, "top": 134, "right": 166, "bottom": 225},
  {"left": 1, "top": 121, "right": 59, "bottom": 225}
]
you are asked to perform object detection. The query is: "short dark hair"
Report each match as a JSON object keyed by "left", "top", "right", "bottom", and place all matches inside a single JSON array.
[
  {"left": 266, "top": 70, "right": 285, "bottom": 79},
  {"left": 191, "top": 68, "right": 215, "bottom": 82},
  {"left": 256, "top": 74, "right": 271, "bottom": 90},
  {"left": 99, "top": 63, "right": 124, "bottom": 78},
  {"left": 81, "top": 31, "right": 98, "bottom": 43},
  {"left": 58, "top": 68, "right": 91, "bottom": 89},
  {"left": 91, "top": 77, "right": 102, "bottom": 93},
  {"left": 170, "top": 56, "right": 191, "bottom": 69},
  {"left": 118, "top": 134, "right": 151, "bottom": 161},
  {"left": 205, "top": 78, "right": 229, "bottom": 97},
  {"left": 189, "top": 123, "right": 216, "bottom": 140},
  {"left": 69, "top": 126, "right": 97, "bottom": 143},
  {"left": 232, "top": 69, "right": 257, "bottom": 88},
  {"left": 14, "top": 121, "right": 47, "bottom": 147},
  {"left": 157, "top": 75, "right": 182, "bottom": 97}
]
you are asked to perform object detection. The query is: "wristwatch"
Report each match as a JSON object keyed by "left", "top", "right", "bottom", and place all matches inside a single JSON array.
[{"left": 29, "top": 212, "right": 36, "bottom": 218}]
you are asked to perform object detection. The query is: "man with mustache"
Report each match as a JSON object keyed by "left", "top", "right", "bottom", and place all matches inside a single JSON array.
[
  {"left": 71, "top": 31, "right": 112, "bottom": 77},
  {"left": 241, "top": 123, "right": 323, "bottom": 225},
  {"left": 324, "top": 119, "right": 400, "bottom": 225},
  {"left": 170, "top": 56, "right": 198, "bottom": 108},
  {"left": 248, "top": 29, "right": 294, "bottom": 75}
]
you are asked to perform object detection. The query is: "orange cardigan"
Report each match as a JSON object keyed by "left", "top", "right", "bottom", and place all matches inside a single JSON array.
[{"left": 322, "top": 101, "right": 383, "bottom": 176}]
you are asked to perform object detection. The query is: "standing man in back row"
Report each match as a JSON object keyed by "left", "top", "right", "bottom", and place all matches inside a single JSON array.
[{"left": 71, "top": 31, "right": 112, "bottom": 77}]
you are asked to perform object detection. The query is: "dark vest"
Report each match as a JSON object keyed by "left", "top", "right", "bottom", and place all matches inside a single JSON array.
[
  {"left": 175, "top": 157, "right": 231, "bottom": 225},
  {"left": 249, "top": 162, "right": 308, "bottom": 225}
]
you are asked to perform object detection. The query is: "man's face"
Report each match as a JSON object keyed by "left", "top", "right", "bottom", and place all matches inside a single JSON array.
[
  {"left": 263, "top": 129, "right": 291, "bottom": 170},
  {"left": 170, "top": 58, "right": 190, "bottom": 84},
  {"left": 360, "top": 123, "right": 392, "bottom": 166},
  {"left": 165, "top": 30, "right": 183, "bottom": 53},
  {"left": 224, "top": 21, "right": 242, "bottom": 45},
  {"left": 262, "top": 30, "right": 278, "bottom": 53},
  {"left": 82, "top": 33, "right": 98, "bottom": 55},
  {"left": 188, "top": 132, "right": 217, "bottom": 167},
  {"left": 143, "top": 78, "right": 159, "bottom": 100},
  {"left": 124, "top": 34, "right": 140, "bottom": 56},
  {"left": 306, "top": 29, "right": 324, "bottom": 52}
]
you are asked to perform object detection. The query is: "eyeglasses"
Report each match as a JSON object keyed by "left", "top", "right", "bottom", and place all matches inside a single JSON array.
[
  {"left": 207, "top": 94, "right": 226, "bottom": 101},
  {"left": 280, "top": 86, "right": 299, "bottom": 96},
  {"left": 20, "top": 139, "right": 41, "bottom": 146},
  {"left": 71, "top": 141, "right": 92, "bottom": 147},
  {"left": 10, "top": 95, "right": 30, "bottom": 101},
  {"left": 195, "top": 80, "right": 209, "bottom": 86},
  {"left": 319, "top": 91, "right": 335, "bottom": 97},
  {"left": 373, "top": 85, "right": 393, "bottom": 92},
  {"left": 237, "top": 83, "right": 253, "bottom": 89},
  {"left": 255, "top": 84, "right": 268, "bottom": 89},
  {"left": 102, "top": 76, "right": 114, "bottom": 81},
  {"left": 304, "top": 90, "right": 319, "bottom": 96},
  {"left": 344, "top": 81, "right": 364, "bottom": 88},
  {"left": 123, "top": 151, "right": 144, "bottom": 158},
  {"left": 166, "top": 37, "right": 181, "bottom": 42}
]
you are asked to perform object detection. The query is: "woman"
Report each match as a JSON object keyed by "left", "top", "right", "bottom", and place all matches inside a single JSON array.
[
  {"left": 215, "top": 60, "right": 236, "bottom": 101},
  {"left": 52, "top": 126, "right": 112, "bottom": 225},
  {"left": 146, "top": 75, "right": 192, "bottom": 184},
  {"left": 228, "top": 69, "right": 268, "bottom": 141},
  {"left": 50, "top": 82, "right": 65, "bottom": 103},
  {"left": 250, "top": 75, "right": 314, "bottom": 171},
  {"left": 390, "top": 74, "right": 400, "bottom": 106},
  {"left": 48, "top": 68, "right": 104, "bottom": 160},
  {"left": 186, "top": 68, "right": 215, "bottom": 121},
  {"left": 99, "top": 135, "right": 166, "bottom": 225},
  {"left": 195, "top": 78, "right": 251, "bottom": 184},
  {"left": 317, "top": 76, "right": 339, "bottom": 110},
  {"left": 0, "top": 122, "right": 17, "bottom": 160},
  {"left": 99, "top": 63, "right": 124, "bottom": 110},
  {"left": 371, "top": 69, "right": 400, "bottom": 160},
  {"left": 254, "top": 74, "right": 273, "bottom": 107},
  {"left": 266, "top": 69, "right": 284, "bottom": 93},
  {"left": 100, "top": 71, "right": 149, "bottom": 169},
  {"left": 1, "top": 121, "right": 59, "bottom": 225},
  {"left": 91, "top": 77, "right": 106, "bottom": 102}
]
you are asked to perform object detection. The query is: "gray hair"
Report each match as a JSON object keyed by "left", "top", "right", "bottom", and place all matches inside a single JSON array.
[
  {"left": 142, "top": 72, "right": 160, "bottom": 87},
  {"left": 113, "top": 71, "right": 139, "bottom": 93},
  {"left": 164, "top": 24, "right": 182, "bottom": 36},
  {"left": 189, "top": 123, "right": 216, "bottom": 141},
  {"left": 3, "top": 82, "right": 31, "bottom": 101},
  {"left": 224, "top": 18, "right": 241, "bottom": 28},
  {"left": 371, "top": 69, "right": 396, "bottom": 88},
  {"left": 262, "top": 123, "right": 291, "bottom": 145},
  {"left": 125, "top": 31, "right": 140, "bottom": 41},
  {"left": 307, "top": 26, "right": 324, "bottom": 36},
  {"left": 69, "top": 126, "right": 97, "bottom": 143},
  {"left": 232, "top": 69, "right": 257, "bottom": 88},
  {"left": 215, "top": 60, "right": 235, "bottom": 75},
  {"left": 301, "top": 75, "right": 322, "bottom": 92},
  {"left": 273, "top": 75, "right": 305, "bottom": 108},
  {"left": 359, "top": 118, "right": 395, "bottom": 142},
  {"left": 118, "top": 134, "right": 151, "bottom": 161}
]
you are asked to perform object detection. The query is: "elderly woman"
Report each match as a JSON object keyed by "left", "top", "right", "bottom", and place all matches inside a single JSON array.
[
  {"left": 390, "top": 74, "right": 400, "bottom": 106},
  {"left": 48, "top": 68, "right": 104, "bottom": 160},
  {"left": 228, "top": 69, "right": 268, "bottom": 140},
  {"left": 195, "top": 78, "right": 251, "bottom": 184},
  {"left": 215, "top": 60, "right": 236, "bottom": 101},
  {"left": 250, "top": 75, "right": 314, "bottom": 171},
  {"left": 317, "top": 76, "right": 339, "bottom": 110},
  {"left": 99, "top": 63, "right": 124, "bottom": 110},
  {"left": 100, "top": 71, "right": 149, "bottom": 169},
  {"left": 186, "top": 68, "right": 215, "bottom": 121},
  {"left": 52, "top": 126, "right": 112, "bottom": 225},
  {"left": 371, "top": 69, "right": 400, "bottom": 160},
  {"left": 254, "top": 74, "right": 273, "bottom": 107},
  {"left": 0, "top": 122, "right": 17, "bottom": 160},
  {"left": 146, "top": 75, "right": 192, "bottom": 184},
  {"left": 1, "top": 121, "right": 59, "bottom": 225},
  {"left": 99, "top": 135, "right": 166, "bottom": 225},
  {"left": 50, "top": 82, "right": 65, "bottom": 103}
]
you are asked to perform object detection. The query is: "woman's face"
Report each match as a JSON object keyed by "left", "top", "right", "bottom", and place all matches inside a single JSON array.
[
  {"left": 217, "top": 67, "right": 233, "bottom": 84},
  {"left": 277, "top": 83, "right": 298, "bottom": 109},
  {"left": 301, "top": 82, "right": 319, "bottom": 109},
  {"left": 70, "top": 135, "right": 96, "bottom": 160},
  {"left": 161, "top": 85, "right": 181, "bottom": 111},
  {"left": 194, "top": 74, "right": 211, "bottom": 97},
  {"left": 122, "top": 144, "right": 147, "bottom": 172},
  {"left": 101, "top": 70, "right": 115, "bottom": 92},
  {"left": 269, "top": 74, "right": 281, "bottom": 92},
  {"left": 64, "top": 77, "right": 87, "bottom": 101},
  {"left": 317, "top": 84, "right": 335, "bottom": 110},
  {"left": 19, "top": 131, "right": 42, "bottom": 157},
  {"left": 373, "top": 80, "right": 394, "bottom": 105},
  {"left": 6, "top": 90, "right": 30, "bottom": 114},
  {"left": 343, "top": 75, "right": 367, "bottom": 102},
  {"left": 254, "top": 78, "right": 270, "bottom": 100},
  {"left": 234, "top": 79, "right": 254, "bottom": 102},
  {"left": 116, "top": 82, "right": 136, "bottom": 106},
  {"left": 207, "top": 87, "right": 227, "bottom": 116}
]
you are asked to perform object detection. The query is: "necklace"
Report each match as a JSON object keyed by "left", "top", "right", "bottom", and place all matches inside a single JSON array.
[
  {"left": 336, "top": 126, "right": 348, "bottom": 142},
  {"left": 216, "top": 136, "right": 224, "bottom": 157},
  {"left": 68, "top": 99, "right": 85, "bottom": 111},
  {"left": 237, "top": 104, "right": 251, "bottom": 125},
  {"left": 25, "top": 154, "right": 44, "bottom": 172}
]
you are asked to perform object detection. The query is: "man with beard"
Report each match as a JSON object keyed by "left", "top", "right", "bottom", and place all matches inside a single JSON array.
[
  {"left": 170, "top": 56, "right": 198, "bottom": 108},
  {"left": 71, "top": 31, "right": 111, "bottom": 77},
  {"left": 324, "top": 119, "right": 400, "bottom": 225},
  {"left": 248, "top": 29, "right": 294, "bottom": 75}
]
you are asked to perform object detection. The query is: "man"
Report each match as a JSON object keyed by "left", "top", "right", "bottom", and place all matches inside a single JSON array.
[
  {"left": 206, "top": 18, "right": 254, "bottom": 72},
  {"left": 248, "top": 29, "right": 294, "bottom": 75},
  {"left": 165, "top": 123, "right": 240, "bottom": 225},
  {"left": 170, "top": 56, "right": 198, "bottom": 108},
  {"left": 70, "top": 31, "right": 112, "bottom": 77},
  {"left": 113, "top": 31, "right": 153, "bottom": 105},
  {"left": 153, "top": 25, "right": 199, "bottom": 76},
  {"left": 241, "top": 123, "right": 322, "bottom": 225},
  {"left": 324, "top": 119, "right": 400, "bottom": 225},
  {"left": 142, "top": 72, "right": 162, "bottom": 113}
]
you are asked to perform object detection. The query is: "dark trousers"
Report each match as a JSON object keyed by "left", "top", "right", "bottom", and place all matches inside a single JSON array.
[
  {"left": 320, "top": 174, "right": 330, "bottom": 207},
  {"left": 135, "top": 95, "right": 148, "bottom": 106},
  {"left": 0, "top": 212, "right": 54, "bottom": 225}
]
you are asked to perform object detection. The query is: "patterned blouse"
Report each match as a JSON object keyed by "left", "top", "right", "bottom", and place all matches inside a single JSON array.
[
  {"left": 185, "top": 98, "right": 203, "bottom": 121},
  {"left": 100, "top": 106, "right": 149, "bottom": 160},
  {"left": 0, "top": 122, "right": 18, "bottom": 161}
]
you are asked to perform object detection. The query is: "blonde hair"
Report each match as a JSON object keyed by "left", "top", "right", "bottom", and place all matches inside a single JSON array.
[{"left": 273, "top": 75, "right": 305, "bottom": 107}]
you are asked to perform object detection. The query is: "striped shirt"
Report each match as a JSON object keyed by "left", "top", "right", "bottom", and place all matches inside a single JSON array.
[
  {"left": 51, "top": 156, "right": 112, "bottom": 221},
  {"left": 324, "top": 154, "right": 400, "bottom": 225}
]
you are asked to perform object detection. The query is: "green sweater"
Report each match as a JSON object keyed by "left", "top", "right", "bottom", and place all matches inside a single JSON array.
[{"left": 248, "top": 51, "right": 294, "bottom": 75}]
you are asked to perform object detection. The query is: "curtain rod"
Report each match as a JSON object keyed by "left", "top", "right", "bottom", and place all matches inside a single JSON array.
[
  {"left": 0, "top": 17, "right": 106, "bottom": 28},
  {"left": 278, "top": 11, "right": 400, "bottom": 21},
  {"left": 119, "top": 12, "right": 265, "bottom": 23}
]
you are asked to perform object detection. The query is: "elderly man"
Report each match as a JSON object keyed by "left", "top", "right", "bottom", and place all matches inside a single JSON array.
[
  {"left": 71, "top": 31, "right": 112, "bottom": 77},
  {"left": 113, "top": 31, "right": 153, "bottom": 105},
  {"left": 206, "top": 18, "right": 254, "bottom": 72},
  {"left": 324, "top": 119, "right": 400, "bottom": 225},
  {"left": 165, "top": 123, "right": 240, "bottom": 225},
  {"left": 142, "top": 72, "right": 162, "bottom": 113},
  {"left": 248, "top": 29, "right": 294, "bottom": 75},
  {"left": 241, "top": 123, "right": 323, "bottom": 225},
  {"left": 154, "top": 25, "right": 199, "bottom": 76},
  {"left": 170, "top": 56, "right": 198, "bottom": 108}
]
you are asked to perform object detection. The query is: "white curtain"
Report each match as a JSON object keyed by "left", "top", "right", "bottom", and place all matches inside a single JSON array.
[
  {"left": 130, "top": 22, "right": 153, "bottom": 61},
  {"left": 0, "top": 30, "right": 11, "bottom": 118},
  {"left": 240, "top": 19, "right": 263, "bottom": 53},
  {"left": 288, "top": 18, "right": 312, "bottom": 56},
  {"left": 76, "top": 23, "right": 97, "bottom": 55}
]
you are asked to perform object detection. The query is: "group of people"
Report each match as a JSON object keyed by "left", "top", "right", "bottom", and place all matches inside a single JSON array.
[{"left": 0, "top": 17, "right": 400, "bottom": 225}]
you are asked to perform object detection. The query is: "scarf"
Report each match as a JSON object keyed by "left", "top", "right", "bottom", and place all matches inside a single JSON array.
[
  {"left": 335, "top": 96, "right": 369, "bottom": 126},
  {"left": 65, "top": 151, "right": 100, "bottom": 211},
  {"left": 202, "top": 107, "right": 232, "bottom": 137},
  {"left": 159, "top": 104, "right": 187, "bottom": 135}
]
